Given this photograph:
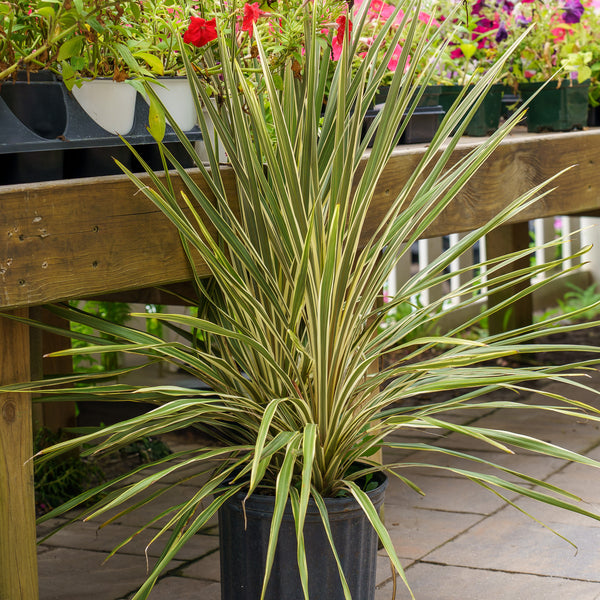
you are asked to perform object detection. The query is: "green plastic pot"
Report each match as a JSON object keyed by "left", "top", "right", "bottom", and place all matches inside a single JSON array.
[
  {"left": 438, "top": 84, "right": 504, "bottom": 137},
  {"left": 374, "top": 84, "right": 442, "bottom": 108},
  {"left": 519, "top": 80, "right": 590, "bottom": 133}
]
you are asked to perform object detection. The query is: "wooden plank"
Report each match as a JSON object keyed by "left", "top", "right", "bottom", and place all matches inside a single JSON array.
[
  {"left": 365, "top": 128, "right": 600, "bottom": 241},
  {"left": 0, "top": 309, "right": 38, "bottom": 600},
  {"left": 1, "top": 129, "right": 599, "bottom": 310},
  {"left": 0, "top": 167, "right": 237, "bottom": 309}
]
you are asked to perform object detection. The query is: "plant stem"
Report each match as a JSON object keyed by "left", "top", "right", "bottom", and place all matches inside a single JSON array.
[{"left": 0, "top": 23, "right": 78, "bottom": 81}]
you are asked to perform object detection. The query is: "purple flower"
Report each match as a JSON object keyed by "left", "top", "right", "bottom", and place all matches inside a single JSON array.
[
  {"left": 561, "top": 0, "right": 584, "bottom": 23},
  {"left": 495, "top": 21, "right": 508, "bottom": 42},
  {"left": 497, "top": 0, "right": 515, "bottom": 11},
  {"left": 515, "top": 14, "right": 531, "bottom": 27}
]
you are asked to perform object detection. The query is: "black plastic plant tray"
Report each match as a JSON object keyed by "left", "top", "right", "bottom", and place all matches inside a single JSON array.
[
  {"left": 362, "top": 104, "right": 444, "bottom": 148},
  {"left": 0, "top": 85, "right": 202, "bottom": 154},
  {"left": 0, "top": 82, "right": 203, "bottom": 184}
]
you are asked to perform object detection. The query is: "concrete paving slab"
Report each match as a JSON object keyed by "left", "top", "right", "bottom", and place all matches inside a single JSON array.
[
  {"left": 376, "top": 562, "right": 600, "bottom": 600},
  {"left": 532, "top": 375, "right": 600, "bottom": 408},
  {"left": 433, "top": 417, "right": 597, "bottom": 456},
  {"left": 143, "top": 576, "right": 221, "bottom": 600},
  {"left": 382, "top": 505, "right": 482, "bottom": 560},
  {"left": 509, "top": 455, "right": 600, "bottom": 528},
  {"left": 467, "top": 408, "right": 600, "bottom": 452},
  {"left": 376, "top": 552, "right": 414, "bottom": 586},
  {"left": 425, "top": 509, "right": 600, "bottom": 581},
  {"left": 126, "top": 458, "right": 217, "bottom": 487},
  {"left": 37, "top": 517, "right": 69, "bottom": 541},
  {"left": 398, "top": 448, "right": 565, "bottom": 483},
  {"left": 175, "top": 549, "right": 221, "bottom": 582},
  {"left": 38, "top": 547, "right": 182, "bottom": 600},
  {"left": 82, "top": 483, "right": 218, "bottom": 531},
  {"left": 513, "top": 494, "right": 600, "bottom": 529},
  {"left": 40, "top": 520, "right": 219, "bottom": 561},
  {"left": 383, "top": 470, "right": 511, "bottom": 515}
]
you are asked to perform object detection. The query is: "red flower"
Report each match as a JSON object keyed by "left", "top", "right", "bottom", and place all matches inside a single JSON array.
[
  {"left": 183, "top": 16, "right": 218, "bottom": 48},
  {"left": 242, "top": 2, "right": 265, "bottom": 35},
  {"left": 332, "top": 15, "right": 352, "bottom": 61}
]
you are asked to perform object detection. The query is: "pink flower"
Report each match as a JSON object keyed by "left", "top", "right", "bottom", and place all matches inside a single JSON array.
[
  {"left": 551, "top": 25, "right": 571, "bottom": 42},
  {"left": 387, "top": 44, "right": 410, "bottom": 72},
  {"left": 369, "top": 0, "right": 396, "bottom": 20},
  {"left": 417, "top": 11, "right": 440, "bottom": 27},
  {"left": 393, "top": 8, "right": 405, "bottom": 25}
]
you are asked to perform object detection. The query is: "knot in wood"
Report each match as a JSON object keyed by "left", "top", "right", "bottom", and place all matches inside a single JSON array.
[{"left": 2, "top": 400, "right": 16, "bottom": 423}]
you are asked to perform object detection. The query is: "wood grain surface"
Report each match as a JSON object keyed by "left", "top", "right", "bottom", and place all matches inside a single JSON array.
[
  {"left": 0, "top": 309, "right": 38, "bottom": 600},
  {"left": 1, "top": 128, "right": 599, "bottom": 309}
]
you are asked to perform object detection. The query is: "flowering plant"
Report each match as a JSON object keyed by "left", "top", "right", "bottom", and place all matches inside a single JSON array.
[
  {"left": 127, "top": 0, "right": 207, "bottom": 77},
  {"left": 0, "top": 0, "right": 142, "bottom": 86},
  {"left": 0, "top": 1, "right": 215, "bottom": 87},
  {"left": 579, "top": 1, "right": 600, "bottom": 105},
  {"left": 351, "top": 0, "right": 442, "bottom": 86},
  {"left": 501, "top": 0, "right": 593, "bottom": 85},
  {"left": 0, "top": 0, "right": 78, "bottom": 80},
  {"left": 431, "top": 0, "right": 515, "bottom": 85},
  {"left": 181, "top": 0, "right": 346, "bottom": 82}
]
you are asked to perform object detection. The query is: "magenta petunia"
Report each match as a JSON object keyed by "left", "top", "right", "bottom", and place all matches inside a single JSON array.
[{"left": 561, "top": 0, "right": 584, "bottom": 23}]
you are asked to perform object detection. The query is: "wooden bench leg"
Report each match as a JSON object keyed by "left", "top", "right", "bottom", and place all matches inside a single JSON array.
[
  {"left": 0, "top": 308, "right": 39, "bottom": 600},
  {"left": 485, "top": 223, "right": 533, "bottom": 336}
]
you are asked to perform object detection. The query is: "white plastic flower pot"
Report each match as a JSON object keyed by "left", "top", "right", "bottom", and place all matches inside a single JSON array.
[
  {"left": 148, "top": 77, "right": 197, "bottom": 132},
  {"left": 72, "top": 79, "right": 137, "bottom": 135},
  {"left": 195, "top": 100, "right": 227, "bottom": 163}
]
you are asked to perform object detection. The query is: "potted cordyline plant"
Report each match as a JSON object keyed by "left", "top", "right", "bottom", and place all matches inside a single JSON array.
[{"left": 7, "top": 0, "right": 600, "bottom": 598}]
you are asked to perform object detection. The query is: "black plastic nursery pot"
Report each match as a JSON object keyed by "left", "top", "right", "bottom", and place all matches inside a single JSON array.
[
  {"left": 588, "top": 104, "right": 600, "bottom": 127},
  {"left": 519, "top": 80, "right": 590, "bottom": 133},
  {"left": 438, "top": 84, "right": 504, "bottom": 137},
  {"left": 362, "top": 102, "right": 444, "bottom": 147},
  {"left": 219, "top": 471, "right": 387, "bottom": 600},
  {"left": 501, "top": 89, "right": 521, "bottom": 121},
  {"left": 375, "top": 83, "right": 442, "bottom": 107}
]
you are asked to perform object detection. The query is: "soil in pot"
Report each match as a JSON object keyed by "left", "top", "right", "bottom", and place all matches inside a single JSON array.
[{"left": 219, "top": 470, "right": 387, "bottom": 600}]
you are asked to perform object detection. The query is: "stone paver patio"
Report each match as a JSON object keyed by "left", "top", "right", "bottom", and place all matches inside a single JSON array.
[{"left": 38, "top": 372, "right": 600, "bottom": 599}]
